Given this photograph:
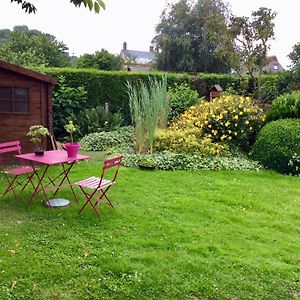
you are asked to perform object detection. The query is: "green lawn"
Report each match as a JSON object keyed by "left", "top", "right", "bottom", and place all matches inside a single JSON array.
[{"left": 0, "top": 162, "right": 299, "bottom": 299}]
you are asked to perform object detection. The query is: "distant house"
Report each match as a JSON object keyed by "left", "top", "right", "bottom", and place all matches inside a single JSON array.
[
  {"left": 262, "top": 56, "right": 285, "bottom": 73},
  {"left": 240, "top": 55, "right": 284, "bottom": 74},
  {"left": 120, "top": 42, "right": 157, "bottom": 72}
]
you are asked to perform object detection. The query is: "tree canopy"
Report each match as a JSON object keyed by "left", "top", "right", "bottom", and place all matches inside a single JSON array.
[
  {"left": 288, "top": 42, "right": 300, "bottom": 68},
  {"left": 75, "top": 49, "right": 124, "bottom": 71},
  {"left": 0, "top": 26, "right": 70, "bottom": 67},
  {"left": 10, "top": 0, "right": 105, "bottom": 14},
  {"left": 207, "top": 7, "right": 277, "bottom": 98},
  {"left": 152, "top": 0, "right": 231, "bottom": 74}
]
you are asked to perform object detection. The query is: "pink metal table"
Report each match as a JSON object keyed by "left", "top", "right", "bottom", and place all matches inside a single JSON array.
[{"left": 16, "top": 150, "right": 90, "bottom": 206}]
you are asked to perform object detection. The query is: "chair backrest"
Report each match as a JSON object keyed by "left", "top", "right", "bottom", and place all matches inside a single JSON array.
[
  {"left": 0, "top": 140, "right": 22, "bottom": 168},
  {"left": 0, "top": 141, "right": 22, "bottom": 155},
  {"left": 50, "top": 134, "right": 66, "bottom": 151},
  {"left": 99, "top": 155, "right": 123, "bottom": 186}
]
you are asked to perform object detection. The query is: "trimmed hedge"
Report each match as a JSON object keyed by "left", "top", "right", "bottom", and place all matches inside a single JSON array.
[
  {"left": 250, "top": 119, "right": 300, "bottom": 174},
  {"left": 42, "top": 68, "right": 197, "bottom": 123},
  {"left": 36, "top": 67, "right": 284, "bottom": 123}
]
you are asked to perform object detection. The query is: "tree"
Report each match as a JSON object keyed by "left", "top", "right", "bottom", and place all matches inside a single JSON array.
[
  {"left": 288, "top": 42, "right": 300, "bottom": 68},
  {"left": 152, "top": 0, "right": 231, "bottom": 73},
  {"left": 207, "top": 7, "right": 277, "bottom": 98},
  {"left": 0, "top": 26, "right": 70, "bottom": 67},
  {"left": 10, "top": 0, "right": 105, "bottom": 14},
  {"left": 74, "top": 49, "right": 124, "bottom": 70}
]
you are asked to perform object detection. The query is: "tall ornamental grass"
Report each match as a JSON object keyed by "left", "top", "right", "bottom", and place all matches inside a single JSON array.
[{"left": 127, "top": 77, "right": 168, "bottom": 154}]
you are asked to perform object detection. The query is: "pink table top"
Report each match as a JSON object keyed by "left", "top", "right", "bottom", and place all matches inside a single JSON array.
[{"left": 16, "top": 150, "right": 90, "bottom": 165}]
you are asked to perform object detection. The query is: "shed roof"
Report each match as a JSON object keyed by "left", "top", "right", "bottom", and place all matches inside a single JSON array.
[{"left": 0, "top": 60, "right": 57, "bottom": 85}]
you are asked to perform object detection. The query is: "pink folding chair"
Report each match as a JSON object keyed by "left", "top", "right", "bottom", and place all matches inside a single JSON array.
[
  {"left": 75, "top": 155, "right": 123, "bottom": 216},
  {"left": 0, "top": 141, "right": 38, "bottom": 200}
]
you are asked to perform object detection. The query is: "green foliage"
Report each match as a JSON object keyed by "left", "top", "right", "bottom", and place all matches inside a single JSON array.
[
  {"left": 167, "top": 82, "right": 201, "bottom": 120},
  {"left": 52, "top": 76, "right": 88, "bottom": 139},
  {"left": 153, "top": 0, "right": 230, "bottom": 73},
  {"left": 64, "top": 120, "right": 78, "bottom": 143},
  {"left": 26, "top": 125, "right": 49, "bottom": 150},
  {"left": 288, "top": 42, "right": 300, "bottom": 68},
  {"left": 42, "top": 68, "right": 197, "bottom": 124},
  {"left": 74, "top": 49, "right": 124, "bottom": 71},
  {"left": 80, "top": 126, "right": 134, "bottom": 151},
  {"left": 208, "top": 7, "right": 277, "bottom": 98},
  {"left": 78, "top": 105, "right": 123, "bottom": 136},
  {"left": 127, "top": 76, "right": 169, "bottom": 154},
  {"left": 40, "top": 68, "right": 285, "bottom": 128},
  {"left": 0, "top": 26, "right": 70, "bottom": 67},
  {"left": 266, "top": 91, "right": 300, "bottom": 122},
  {"left": 11, "top": 0, "right": 105, "bottom": 14},
  {"left": 123, "top": 151, "right": 261, "bottom": 171},
  {"left": 251, "top": 119, "right": 300, "bottom": 174}
]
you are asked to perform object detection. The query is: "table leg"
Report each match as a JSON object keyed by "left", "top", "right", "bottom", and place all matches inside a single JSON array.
[
  {"left": 52, "top": 162, "right": 79, "bottom": 203},
  {"left": 28, "top": 163, "right": 51, "bottom": 206}
]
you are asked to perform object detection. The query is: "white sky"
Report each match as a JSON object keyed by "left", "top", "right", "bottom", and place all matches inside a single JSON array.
[{"left": 0, "top": 0, "right": 298, "bottom": 69}]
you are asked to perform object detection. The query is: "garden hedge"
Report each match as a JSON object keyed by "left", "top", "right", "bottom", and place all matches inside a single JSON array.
[{"left": 37, "top": 67, "right": 284, "bottom": 123}]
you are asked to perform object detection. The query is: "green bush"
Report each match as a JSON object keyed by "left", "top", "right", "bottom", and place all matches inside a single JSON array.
[
  {"left": 78, "top": 105, "right": 123, "bottom": 136},
  {"left": 80, "top": 126, "right": 134, "bottom": 152},
  {"left": 123, "top": 151, "right": 262, "bottom": 171},
  {"left": 173, "top": 94, "right": 265, "bottom": 151},
  {"left": 167, "top": 83, "right": 201, "bottom": 120},
  {"left": 52, "top": 76, "right": 88, "bottom": 140},
  {"left": 154, "top": 128, "right": 226, "bottom": 155},
  {"left": 266, "top": 91, "right": 300, "bottom": 122},
  {"left": 250, "top": 119, "right": 300, "bottom": 174}
]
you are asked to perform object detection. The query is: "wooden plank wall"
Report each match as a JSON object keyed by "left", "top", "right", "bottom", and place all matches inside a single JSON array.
[{"left": 0, "top": 69, "right": 53, "bottom": 154}]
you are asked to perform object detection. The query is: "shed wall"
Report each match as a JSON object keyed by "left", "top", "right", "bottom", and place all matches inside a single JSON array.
[{"left": 0, "top": 69, "right": 53, "bottom": 153}]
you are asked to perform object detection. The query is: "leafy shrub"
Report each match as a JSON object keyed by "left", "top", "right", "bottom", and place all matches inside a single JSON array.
[
  {"left": 174, "top": 95, "right": 265, "bottom": 150},
  {"left": 266, "top": 91, "right": 300, "bottom": 122},
  {"left": 80, "top": 126, "right": 134, "bottom": 151},
  {"left": 52, "top": 76, "right": 88, "bottom": 140},
  {"left": 154, "top": 128, "right": 226, "bottom": 155},
  {"left": 167, "top": 83, "right": 201, "bottom": 120},
  {"left": 250, "top": 119, "right": 300, "bottom": 174},
  {"left": 78, "top": 105, "right": 123, "bottom": 136},
  {"left": 259, "top": 74, "right": 283, "bottom": 104},
  {"left": 123, "top": 151, "right": 262, "bottom": 171}
]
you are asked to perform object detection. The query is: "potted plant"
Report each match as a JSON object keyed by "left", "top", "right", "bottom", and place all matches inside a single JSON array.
[
  {"left": 27, "top": 125, "right": 49, "bottom": 156},
  {"left": 64, "top": 120, "right": 80, "bottom": 157},
  {"left": 137, "top": 155, "right": 156, "bottom": 170}
]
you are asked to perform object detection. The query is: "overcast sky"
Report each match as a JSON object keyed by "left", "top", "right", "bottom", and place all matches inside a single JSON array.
[{"left": 0, "top": 0, "right": 298, "bottom": 69}]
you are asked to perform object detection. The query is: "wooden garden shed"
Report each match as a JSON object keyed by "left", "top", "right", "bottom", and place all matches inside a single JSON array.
[{"left": 0, "top": 60, "right": 57, "bottom": 153}]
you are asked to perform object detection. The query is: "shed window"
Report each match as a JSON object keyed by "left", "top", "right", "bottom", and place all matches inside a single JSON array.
[{"left": 0, "top": 87, "right": 29, "bottom": 113}]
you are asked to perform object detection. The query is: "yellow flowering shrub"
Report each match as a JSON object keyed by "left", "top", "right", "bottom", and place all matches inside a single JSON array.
[
  {"left": 154, "top": 128, "right": 226, "bottom": 156},
  {"left": 171, "top": 95, "right": 265, "bottom": 150}
]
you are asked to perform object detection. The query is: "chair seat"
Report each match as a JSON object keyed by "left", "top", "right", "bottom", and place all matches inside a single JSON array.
[
  {"left": 4, "top": 166, "right": 37, "bottom": 176},
  {"left": 75, "top": 176, "right": 113, "bottom": 190}
]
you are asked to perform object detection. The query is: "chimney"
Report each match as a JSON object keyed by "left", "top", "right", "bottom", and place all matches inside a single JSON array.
[
  {"left": 123, "top": 41, "right": 127, "bottom": 51},
  {"left": 149, "top": 46, "right": 154, "bottom": 52}
]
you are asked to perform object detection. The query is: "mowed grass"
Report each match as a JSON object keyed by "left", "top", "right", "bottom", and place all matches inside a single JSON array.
[{"left": 0, "top": 162, "right": 299, "bottom": 300}]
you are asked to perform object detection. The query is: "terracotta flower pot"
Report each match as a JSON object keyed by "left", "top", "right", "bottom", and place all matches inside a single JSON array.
[{"left": 65, "top": 142, "right": 80, "bottom": 157}]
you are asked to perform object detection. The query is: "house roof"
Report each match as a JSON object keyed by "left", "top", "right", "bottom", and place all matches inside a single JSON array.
[
  {"left": 262, "top": 56, "right": 285, "bottom": 72},
  {"left": 120, "top": 49, "right": 156, "bottom": 62},
  {"left": 0, "top": 60, "right": 57, "bottom": 85}
]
